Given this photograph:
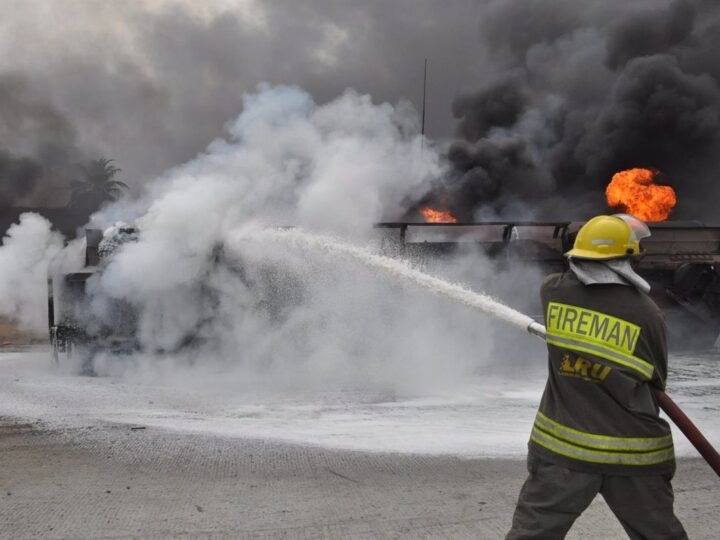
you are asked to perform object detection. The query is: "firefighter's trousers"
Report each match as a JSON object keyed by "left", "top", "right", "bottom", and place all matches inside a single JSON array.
[{"left": 506, "top": 455, "right": 687, "bottom": 540}]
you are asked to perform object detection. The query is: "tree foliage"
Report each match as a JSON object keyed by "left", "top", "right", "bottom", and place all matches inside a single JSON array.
[{"left": 69, "top": 158, "right": 128, "bottom": 210}]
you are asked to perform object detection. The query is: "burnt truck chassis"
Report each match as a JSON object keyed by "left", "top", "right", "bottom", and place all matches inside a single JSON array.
[
  {"left": 48, "top": 221, "right": 720, "bottom": 363},
  {"left": 376, "top": 221, "right": 720, "bottom": 345},
  {"left": 48, "top": 229, "right": 144, "bottom": 367}
]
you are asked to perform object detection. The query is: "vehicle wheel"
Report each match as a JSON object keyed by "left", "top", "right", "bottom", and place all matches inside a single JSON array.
[{"left": 52, "top": 335, "right": 74, "bottom": 365}]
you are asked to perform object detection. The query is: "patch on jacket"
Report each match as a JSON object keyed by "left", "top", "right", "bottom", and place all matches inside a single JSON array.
[
  {"left": 546, "top": 301, "right": 654, "bottom": 380},
  {"left": 559, "top": 353, "right": 612, "bottom": 383}
]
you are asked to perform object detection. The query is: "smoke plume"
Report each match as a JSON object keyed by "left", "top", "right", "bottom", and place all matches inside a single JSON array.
[
  {"left": 446, "top": 0, "right": 720, "bottom": 221},
  {"left": 0, "top": 213, "right": 63, "bottom": 331},
  {"left": 32, "top": 82, "right": 534, "bottom": 395},
  {"left": 2, "top": 1, "right": 718, "bottom": 220},
  {"left": 0, "top": 0, "right": 488, "bottom": 207},
  {"left": 76, "top": 85, "right": 514, "bottom": 393},
  {"left": 0, "top": 75, "right": 86, "bottom": 206}
]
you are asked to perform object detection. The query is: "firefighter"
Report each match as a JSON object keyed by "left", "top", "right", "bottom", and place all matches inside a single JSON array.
[{"left": 506, "top": 214, "right": 688, "bottom": 540}]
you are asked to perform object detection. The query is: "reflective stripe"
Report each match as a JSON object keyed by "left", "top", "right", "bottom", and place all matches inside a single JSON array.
[
  {"left": 534, "top": 412, "right": 673, "bottom": 452},
  {"left": 546, "top": 334, "right": 654, "bottom": 380},
  {"left": 545, "top": 301, "right": 654, "bottom": 380},
  {"left": 531, "top": 427, "right": 675, "bottom": 466}
]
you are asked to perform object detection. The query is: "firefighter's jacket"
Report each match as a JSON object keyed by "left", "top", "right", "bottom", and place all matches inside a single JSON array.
[{"left": 528, "top": 272, "right": 675, "bottom": 475}]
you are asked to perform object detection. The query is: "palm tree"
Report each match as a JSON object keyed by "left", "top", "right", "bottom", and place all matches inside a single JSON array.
[{"left": 69, "top": 158, "right": 128, "bottom": 209}]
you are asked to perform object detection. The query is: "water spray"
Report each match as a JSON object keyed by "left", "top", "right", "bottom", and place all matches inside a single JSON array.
[{"left": 247, "top": 227, "right": 720, "bottom": 477}]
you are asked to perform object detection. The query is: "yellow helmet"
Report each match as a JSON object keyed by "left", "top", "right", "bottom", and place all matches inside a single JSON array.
[{"left": 565, "top": 214, "right": 650, "bottom": 260}]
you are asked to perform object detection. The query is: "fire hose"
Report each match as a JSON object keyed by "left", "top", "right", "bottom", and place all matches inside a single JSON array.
[
  {"left": 526, "top": 321, "right": 720, "bottom": 478},
  {"left": 256, "top": 228, "right": 720, "bottom": 478}
]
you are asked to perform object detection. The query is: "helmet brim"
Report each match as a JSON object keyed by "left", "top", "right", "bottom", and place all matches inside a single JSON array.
[{"left": 565, "top": 248, "right": 629, "bottom": 260}]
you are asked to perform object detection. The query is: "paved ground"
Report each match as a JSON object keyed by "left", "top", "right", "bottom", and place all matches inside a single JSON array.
[{"left": 1, "top": 419, "right": 718, "bottom": 540}]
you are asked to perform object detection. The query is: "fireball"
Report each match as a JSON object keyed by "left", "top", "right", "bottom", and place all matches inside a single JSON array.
[{"left": 606, "top": 168, "right": 676, "bottom": 222}]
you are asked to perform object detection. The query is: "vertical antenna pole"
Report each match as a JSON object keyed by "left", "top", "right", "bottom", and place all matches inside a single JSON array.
[{"left": 421, "top": 58, "right": 428, "bottom": 137}]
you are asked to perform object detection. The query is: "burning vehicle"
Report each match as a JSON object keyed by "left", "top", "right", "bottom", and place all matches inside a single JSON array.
[
  {"left": 386, "top": 168, "right": 720, "bottom": 346},
  {"left": 48, "top": 220, "right": 720, "bottom": 370},
  {"left": 376, "top": 219, "right": 720, "bottom": 345},
  {"left": 47, "top": 223, "right": 303, "bottom": 369},
  {"left": 47, "top": 169, "right": 720, "bottom": 367},
  {"left": 48, "top": 223, "right": 142, "bottom": 367}
]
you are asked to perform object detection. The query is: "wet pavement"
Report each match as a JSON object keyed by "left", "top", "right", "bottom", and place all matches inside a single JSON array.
[{"left": 1, "top": 347, "right": 718, "bottom": 538}]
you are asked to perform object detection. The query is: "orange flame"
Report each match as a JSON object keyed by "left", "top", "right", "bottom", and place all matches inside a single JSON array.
[
  {"left": 605, "top": 168, "right": 676, "bottom": 222},
  {"left": 420, "top": 207, "right": 458, "bottom": 223}
]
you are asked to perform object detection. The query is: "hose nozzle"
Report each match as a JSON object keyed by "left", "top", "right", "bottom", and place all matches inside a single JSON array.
[{"left": 527, "top": 321, "right": 547, "bottom": 340}]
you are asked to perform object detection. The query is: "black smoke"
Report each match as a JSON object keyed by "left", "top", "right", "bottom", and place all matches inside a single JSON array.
[
  {"left": 446, "top": 0, "right": 720, "bottom": 221},
  {"left": 4, "top": 0, "right": 719, "bottom": 222},
  {"left": 0, "top": 152, "right": 40, "bottom": 206},
  {"left": 0, "top": 1, "right": 489, "bottom": 209},
  {"left": 0, "top": 75, "right": 85, "bottom": 206}
]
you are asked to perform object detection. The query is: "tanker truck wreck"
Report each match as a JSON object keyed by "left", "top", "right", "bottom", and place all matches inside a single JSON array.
[
  {"left": 48, "top": 220, "right": 720, "bottom": 369},
  {"left": 47, "top": 223, "right": 302, "bottom": 369},
  {"left": 48, "top": 224, "right": 142, "bottom": 366},
  {"left": 375, "top": 221, "right": 720, "bottom": 345}
]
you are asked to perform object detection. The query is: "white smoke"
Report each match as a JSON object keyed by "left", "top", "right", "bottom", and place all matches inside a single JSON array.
[
  {"left": 95, "top": 85, "right": 439, "bottom": 233},
  {"left": 84, "top": 84, "right": 538, "bottom": 393},
  {"left": 88, "top": 86, "right": 441, "bottom": 351},
  {"left": 4, "top": 84, "right": 543, "bottom": 396},
  {"left": 0, "top": 213, "right": 64, "bottom": 332}
]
